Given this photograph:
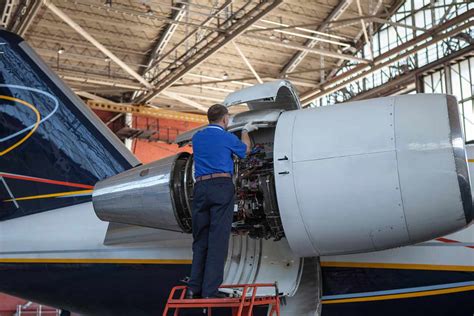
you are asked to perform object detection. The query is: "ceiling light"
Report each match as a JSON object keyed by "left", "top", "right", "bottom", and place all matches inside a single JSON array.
[
  {"left": 104, "top": 57, "right": 111, "bottom": 62},
  {"left": 105, "top": 0, "right": 112, "bottom": 7},
  {"left": 57, "top": 47, "right": 65, "bottom": 54},
  {"left": 222, "top": 72, "right": 229, "bottom": 80}
]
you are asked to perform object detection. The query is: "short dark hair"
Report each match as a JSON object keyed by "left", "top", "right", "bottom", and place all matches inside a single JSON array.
[{"left": 207, "top": 104, "right": 228, "bottom": 123}]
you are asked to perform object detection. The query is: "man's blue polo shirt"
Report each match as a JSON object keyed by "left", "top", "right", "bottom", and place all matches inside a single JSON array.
[{"left": 192, "top": 124, "right": 247, "bottom": 178}]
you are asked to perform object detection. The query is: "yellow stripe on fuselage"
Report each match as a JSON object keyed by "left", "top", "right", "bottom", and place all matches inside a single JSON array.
[
  {"left": 0, "top": 259, "right": 471, "bottom": 270},
  {"left": 321, "top": 261, "right": 474, "bottom": 272},
  {"left": 4, "top": 189, "right": 93, "bottom": 202},
  {"left": 322, "top": 285, "right": 474, "bottom": 304}
]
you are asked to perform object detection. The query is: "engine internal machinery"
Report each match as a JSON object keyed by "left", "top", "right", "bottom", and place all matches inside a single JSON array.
[
  {"left": 170, "top": 140, "right": 285, "bottom": 241},
  {"left": 233, "top": 144, "right": 284, "bottom": 240}
]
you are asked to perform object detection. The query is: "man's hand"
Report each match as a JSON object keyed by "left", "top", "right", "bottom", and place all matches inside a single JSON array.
[
  {"left": 241, "top": 122, "right": 257, "bottom": 155},
  {"left": 243, "top": 122, "right": 258, "bottom": 133}
]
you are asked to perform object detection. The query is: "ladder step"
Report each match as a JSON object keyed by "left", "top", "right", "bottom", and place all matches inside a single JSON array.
[{"left": 168, "top": 298, "right": 241, "bottom": 304}]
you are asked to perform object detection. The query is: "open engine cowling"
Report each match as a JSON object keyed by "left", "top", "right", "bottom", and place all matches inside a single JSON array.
[{"left": 92, "top": 90, "right": 472, "bottom": 258}]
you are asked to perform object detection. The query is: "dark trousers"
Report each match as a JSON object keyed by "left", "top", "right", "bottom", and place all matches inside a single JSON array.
[{"left": 188, "top": 177, "right": 235, "bottom": 297}]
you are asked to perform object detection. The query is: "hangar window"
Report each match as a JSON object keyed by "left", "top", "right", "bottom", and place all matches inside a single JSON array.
[
  {"left": 422, "top": 56, "right": 474, "bottom": 141},
  {"left": 314, "top": 0, "right": 473, "bottom": 121}
]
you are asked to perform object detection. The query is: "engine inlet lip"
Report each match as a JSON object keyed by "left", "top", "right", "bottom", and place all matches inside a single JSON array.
[{"left": 447, "top": 94, "right": 473, "bottom": 224}]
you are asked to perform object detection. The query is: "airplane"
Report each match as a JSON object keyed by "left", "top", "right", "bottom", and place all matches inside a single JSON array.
[{"left": 0, "top": 29, "right": 472, "bottom": 316}]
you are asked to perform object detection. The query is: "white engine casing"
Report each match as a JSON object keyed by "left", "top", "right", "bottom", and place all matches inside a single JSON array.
[{"left": 274, "top": 94, "right": 472, "bottom": 257}]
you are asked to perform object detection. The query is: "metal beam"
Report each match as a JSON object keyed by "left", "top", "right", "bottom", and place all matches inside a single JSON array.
[
  {"left": 67, "top": 78, "right": 210, "bottom": 112},
  {"left": 86, "top": 101, "right": 207, "bottom": 124},
  {"left": 172, "top": 71, "right": 337, "bottom": 87},
  {"left": 232, "top": 41, "right": 263, "bottom": 84},
  {"left": 172, "top": 76, "right": 259, "bottom": 87},
  {"left": 354, "top": 0, "right": 384, "bottom": 46},
  {"left": 43, "top": 0, "right": 154, "bottom": 89},
  {"left": 300, "top": 11, "right": 474, "bottom": 105},
  {"left": 175, "top": 73, "right": 318, "bottom": 88},
  {"left": 0, "top": 0, "right": 14, "bottom": 29},
  {"left": 143, "top": 1, "right": 233, "bottom": 80},
  {"left": 63, "top": 74, "right": 218, "bottom": 106},
  {"left": 161, "top": 91, "right": 209, "bottom": 112},
  {"left": 141, "top": 0, "right": 188, "bottom": 76},
  {"left": 75, "top": 90, "right": 119, "bottom": 104},
  {"left": 68, "top": 1, "right": 223, "bottom": 34},
  {"left": 259, "top": 19, "right": 349, "bottom": 41},
  {"left": 280, "top": 0, "right": 353, "bottom": 75},
  {"left": 136, "top": 0, "right": 283, "bottom": 103},
  {"left": 131, "top": 0, "right": 231, "bottom": 102},
  {"left": 356, "top": 0, "right": 373, "bottom": 60},
  {"left": 371, "top": 17, "right": 427, "bottom": 32},
  {"left": 286, "top": 66, "right": 339, "bottom": 75},
  {"left": 45, "top": 1, "right": 210, "bottom": 114},
  {"left": 60, "top": 75, "right": 145, "bottom": 91},
  {"left": 105, "top": 113, "right": 124, "bottom": 126},
  {"left": 244, "top": 16, "right": 387, "bottom": 33},
  {"left": 324, "top": 0, "right": 400, "bottom": 85},
  {"left": 249, "top": 21, "right": 351, "bottom": 48},
  {"left": 9, "top": 0, "right": 42, "bottom": 36},
  {"left": 160, "top": 91, "right": 222, "bottom": 103},
  {"left": 348, "top": 44, "right": 474, "bottom": 101},
  {"left": 179, "top": 74, "right": 254, "bottom": 87},
  {"left": 247, "top": 35, "right": 370, "bottom": 64},
  {"left": 29, "top": 33, "right": 149, "bottom": 56}
]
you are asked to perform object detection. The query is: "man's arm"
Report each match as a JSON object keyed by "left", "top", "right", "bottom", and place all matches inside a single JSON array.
[
  {"left": 241, "top": 130, "right": 252, "bottom": 154},
  {"left": 241, "top": 122, "right": 258, "bottom": 154},
  {"left": 228, "top": 122, "right": 258, "bottom": 159}
]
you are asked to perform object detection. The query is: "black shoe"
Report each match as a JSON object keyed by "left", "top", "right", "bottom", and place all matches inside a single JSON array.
[
  {"left": 204, "top": 292, "right": 227, "bottom": 299},
  {"left": 185, "top": 288, "right": 201, "bottom": 299}
]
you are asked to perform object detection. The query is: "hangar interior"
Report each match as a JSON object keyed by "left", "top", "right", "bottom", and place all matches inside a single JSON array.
[
  {"left": 1, "top": 0, "right": 472, "bottom": 163},
  {"left": 0, "top": 0, "right": 473, "bottom": 314}
]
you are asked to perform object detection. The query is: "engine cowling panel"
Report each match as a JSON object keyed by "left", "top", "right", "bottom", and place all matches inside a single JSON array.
[{"left": 274, "top": 94, "right": 472, "bottom": 257}]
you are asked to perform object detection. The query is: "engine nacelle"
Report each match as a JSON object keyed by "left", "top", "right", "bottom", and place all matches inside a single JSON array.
[
  {"left": 274, "top": 94, "right": 472, "bottom": 256},
  {"left": 92, "top": 89, "right": 472, "bottom": 257}
]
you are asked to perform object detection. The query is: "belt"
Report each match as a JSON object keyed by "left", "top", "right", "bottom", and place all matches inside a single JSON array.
[{"left": 195, "top": 172, "right": 231, "bottom": 182}]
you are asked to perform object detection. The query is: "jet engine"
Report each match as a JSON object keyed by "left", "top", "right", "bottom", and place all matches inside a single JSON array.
[{"left": 93, "top": 81, "right": 473, "bottom": 257}]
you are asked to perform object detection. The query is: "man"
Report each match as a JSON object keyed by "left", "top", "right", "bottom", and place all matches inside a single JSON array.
[{"left": 186, "top": 104, "right": 258, "bottom": 299}]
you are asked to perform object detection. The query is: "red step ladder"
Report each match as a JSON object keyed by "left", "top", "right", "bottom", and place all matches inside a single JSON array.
[{"left": 163, "top": 283, "right": 281, "bottom": 316}]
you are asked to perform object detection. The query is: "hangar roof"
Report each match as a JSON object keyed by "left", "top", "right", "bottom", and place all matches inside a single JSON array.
[{"left": 3, "top": 0, "right": 403, "bottom": 112}]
